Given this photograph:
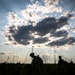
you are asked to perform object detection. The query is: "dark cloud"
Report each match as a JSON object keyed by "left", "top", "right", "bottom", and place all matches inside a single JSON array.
[
  {"left": 7, "top": 35, "right": 12, "bottom": 41},
  {"left": 33, "top": 17, "right": 57, "bottom": 36},
  {"left": 6, "top": 14, "right": 73, "bottom": 45},
  {"left": 33, "top": 15, "right": 70, "bottom": 36},
  {"left": 50, "top": 30, "right": 68, "bottom": 37},
  {"left": 47, "top": 37, "right": 75, "bottom": 47},
  {"left": 0, "top": 52, "right": 6, "bottom": 55},
  {"left": 6, "top": 25, "right": 34, "bottom": 45},
  {"left": 9, "top": 25, "right": 17, "bottom": 34},
  {"left": 13, "top": 25, "right": 34, "bottom": 45},
  {"left": 33, "top": 37, "right": 49, "bottom": 44}
]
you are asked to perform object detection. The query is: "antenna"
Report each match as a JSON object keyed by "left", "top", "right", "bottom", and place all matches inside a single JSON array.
[
  {"left": 6, "top": 57, "right": 9, "bottom": 63},
  {"left": 32, "top": 46, "right": 34, "bottom": 53},
  {"left": 49, "top": 47, "right": 51, "bottom": 63},
  {"left": 12, "top": 45, "right": 14, "bottom": 63},
  {"left": 54, "top": 49, "right": 56, "bottom": 64},
  {"left": 13, "top": 48, "right": 14, "bottom": 63}
]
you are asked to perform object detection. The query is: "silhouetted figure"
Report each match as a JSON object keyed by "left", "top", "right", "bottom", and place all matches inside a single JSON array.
[
  {"left": 30, "top": 53, "right": 43, "bottom": 75},
  {"left": 58, "top": 56, "right": 68, "bottom": 64},
  {"left": 58, "top": 56, "right": 67, "bottom": 75},
  {"left": 30, "top": 53, "right": 43, "bottom": 65},
  {"left": 70, "top": 60, "right": 73, "bottom": 64}
]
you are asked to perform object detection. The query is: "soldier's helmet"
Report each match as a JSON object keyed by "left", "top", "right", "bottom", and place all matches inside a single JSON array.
[
  {"left": 30, "top": 53, "right": 35, "bottom": 57},
  {"left": 59, "top": 56, "right": 62, "bottom": 59}
]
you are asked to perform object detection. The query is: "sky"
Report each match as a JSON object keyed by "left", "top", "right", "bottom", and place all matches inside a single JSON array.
[{"left": 0, "top": 0, "right": 75, "bottom": 64}]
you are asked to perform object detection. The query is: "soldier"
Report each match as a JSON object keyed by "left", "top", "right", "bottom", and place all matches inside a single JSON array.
[
  {"left": 58, "top": 56, "right": 67, "bottom": 75},
  {"left": 30, "top": 53, "right": 43, "bottom": 65},
  {"left": 30, "top": 53, "right": 43, "bottom": 74},
  {"left": 58, "top": 56, "right": 67, "bottom": 64}
]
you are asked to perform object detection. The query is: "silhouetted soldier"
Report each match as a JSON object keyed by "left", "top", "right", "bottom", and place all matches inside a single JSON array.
[
  {"left": 58, "top": 56, "right": 67, "bottom": 64},
  {"left": 58, "top": 56, "right": 68, "bottom": 75},
  {"left": 70, "top": 60, "right": 73, "bottom": 64},
  {"left": 30, "top": 53, "right": 43, "bottom": 65},
  {"left": 30, "top": 53, "right": 43, "bottom": 74}
]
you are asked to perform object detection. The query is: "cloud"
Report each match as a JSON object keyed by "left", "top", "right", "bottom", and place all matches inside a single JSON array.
[
  {"left": 44, "top": 0, "right": 60, "bottom": 6},
  {"left": 21, "top": 0, "right": 63, "bottom": 23},
  {"left": 5, "top": 14, "right": 73, "bottom": 46},
  {"left": 5, "top": 0, "right": 75, "bottom": 47},
  {"left": 0, "top": 52, "right": 6, "bottom": 55},
  {"left": 47, "top": 37, "right": 75, "bottom": 47},
  {"left": 33, "top": 37, "right": 49, "bottom": 44},
  {"left": 50, "top": 30, "right": 68, "bottom": 37},
  {"left": 10, "top": 25, "right": 33, "bottom": 45},
  {"left": 33, "top": 14, "right": 71, "bottom": 36}
]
